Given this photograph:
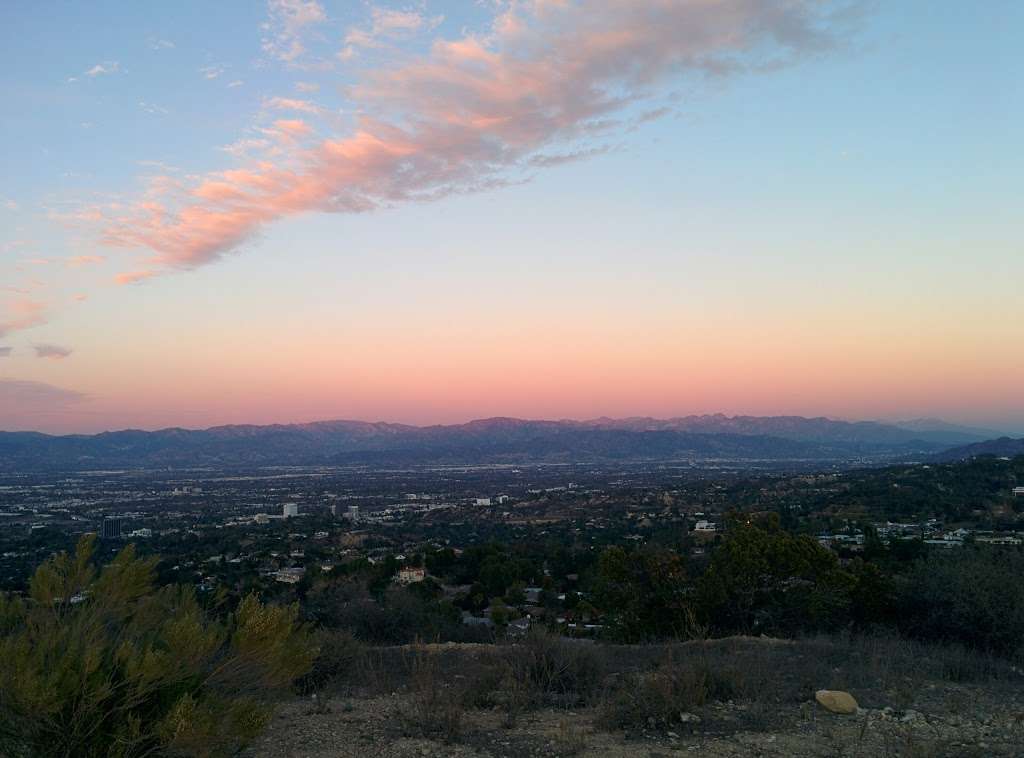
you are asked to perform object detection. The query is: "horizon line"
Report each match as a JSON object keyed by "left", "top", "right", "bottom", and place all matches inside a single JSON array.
[{"left": 3, "top": 413, "right": 1019, "bottom": 438}]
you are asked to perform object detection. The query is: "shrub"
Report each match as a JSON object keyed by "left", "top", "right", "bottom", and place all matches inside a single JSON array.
[
  {"left": 897, "top": 547, "right": 1024, "bottom": 658},
  {"left": 599, "top": 642, "right": 781, "bottom": 732},
  {"left": 405, "top": 650, "right": 464, "bottom": 743},
  {"left": 504, "top": 630, "right": 606, "bottom": 708},
  {"left": 0, "top": 535, "right": 316, "bottom": 758},
  {"left": 299, "top": 628, "right": 365, "bottom": 695},
  {"left": 601, "top": 666, "right": 707, "bottom": 730}
]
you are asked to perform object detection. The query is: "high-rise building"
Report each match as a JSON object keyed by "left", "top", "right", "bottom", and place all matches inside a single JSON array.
[
  {"left": 283, "top": 503, "right": 299, "bottom": 519},
  {"left": 102, "top": 517, "right": 123, "bottom": 539},
  {"left": 346, "top": 505, "right": 360, "bottom": 522}
]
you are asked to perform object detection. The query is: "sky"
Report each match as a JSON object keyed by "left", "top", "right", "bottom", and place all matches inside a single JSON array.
[{"left": 1, "top": 0, "right": 1022, "bottom": 435}]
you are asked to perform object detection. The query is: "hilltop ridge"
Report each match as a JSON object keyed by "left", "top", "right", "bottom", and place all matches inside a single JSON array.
[{"left": 0, "top": 414, "right": 993, "bottom": 471}]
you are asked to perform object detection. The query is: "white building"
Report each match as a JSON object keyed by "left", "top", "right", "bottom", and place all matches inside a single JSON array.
[
  {"left": 1013, "top": 487, "right": 1024, "bottom": 496},
  {"left": 475, "top": 497, "right": 492, "bottom": 507},
  {"left": 283, "top": 503, "right": 299, "bottom": 519},
  {"left": 346, "top": 505, "right": 360, "bottom": 522},
  {"left": 396, "top": 567, "right": 426, "bottom": 584},
  {"left": 274, "top": 567, "right": 305, "bottom": 584}
]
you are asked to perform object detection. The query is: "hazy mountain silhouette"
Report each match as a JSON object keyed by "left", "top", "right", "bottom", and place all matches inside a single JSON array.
[{"left": 0, "top": 415, "right": 985, "bottom": 471}]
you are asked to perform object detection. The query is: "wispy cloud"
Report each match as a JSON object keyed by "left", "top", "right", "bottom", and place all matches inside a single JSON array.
[
  {"left": 221, "top": 137, "right": 272, "bottom": 156},
  {"left": 102, "top": 0, "right": 857, "bottom": 277},
  {"left": 139, "top": 101, "right": 170, "bottom": 115},
  {"left": 262, "top": 0, "right": 327, "bottom": 63},
  {"left": 271, "top": 118, "right": 312, "bottom": 138},
  {"left": 295, "top": 81, "right": 319, "bottom": 93},
  {"left": 343, "top": 6, "right": 443, "bottom": 55},
  {"left": 149, "top": 38, "right": 175, "bottom": 50},
  {"left": 264, "top": 96, "right": 321, "bottom": 114},
  {"left": 114, "top": 270, "right": 157, "bottom": 285},
  {"left": 199, "top": 65, "right": 225, "bottom": 80},
  {"left": 0, "top": 378, "right": 87, "bottom": 409},
  {"left": 66, "top": 255, "right": 106, "bottom": 267},
  {"left": 0, "top": 299, "right": 47, "bottom": 338},
  {"left": 227, "top": 80, "right": 245, "bottom": 88},
  {"left": 529, "top": 145, "right": 615, "bottom": 168},
  {"left": 84, "top": 61, "right": 120, "bottom": 77},
  {"left": 34, "top": 344, "right": 72, "bottom": 360},
  {"left": 1, "top": 239, "right": 33, "bottom": 253}
]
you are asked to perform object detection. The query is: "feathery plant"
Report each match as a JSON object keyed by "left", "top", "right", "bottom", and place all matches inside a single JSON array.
[{"left": 0, "top": 534, "right": 316, "bottom": 757}]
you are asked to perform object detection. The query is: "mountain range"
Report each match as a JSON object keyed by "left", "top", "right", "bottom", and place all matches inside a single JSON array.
[
  {"left": 0, "top": 415, "right": 1008, "bottom": 471},
  {"left": 930, "top": 436, "right": 1024, "bottom": 463}
]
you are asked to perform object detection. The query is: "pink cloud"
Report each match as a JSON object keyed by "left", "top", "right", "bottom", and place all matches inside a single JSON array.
[
  {"left": 0, "top": 299, "right": 47, "bottom": 337},
  {"left": 101, "top": 1, "right": 852, "bottom": 273},
  {"left": 66, "top": 254, "right": 106, "bottom": 267},
  {"left": 114, "top": 270, "right": 158, "bottom": 285},
  {"left": 344, "top": 7, "right": 443, "bottom": 51},
  {"left": 273, "top": 118, "right": 312, "bottom": 137},
  {"left": 265, "top": 96, "right": 321, "bottom": 114}
]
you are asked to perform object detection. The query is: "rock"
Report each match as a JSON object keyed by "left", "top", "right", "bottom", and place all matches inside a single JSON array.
[
  {"left": 679, "top": 712, "right": 701, "bottom": 724},
  {"left": 901, "top": 709, "right": 921, "bottom": 723},
  {"left": 815, "top": 690, "right": 859, "bottom": 715}
]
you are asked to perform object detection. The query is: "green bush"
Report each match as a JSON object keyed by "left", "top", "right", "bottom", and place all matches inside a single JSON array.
[
  {"left": 299, "top": 628, "right": 365, "bottom": 695},
  {"left": 898, "top": 547, "right": 1024, "bottom": 658},
  {"left": 0, "top": 535, "right": 316, "bottom": 758}
]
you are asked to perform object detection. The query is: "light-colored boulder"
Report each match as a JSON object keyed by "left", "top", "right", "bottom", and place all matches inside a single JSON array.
[{"left": 815, "top": 689, "right": 859, "bottom": 715}]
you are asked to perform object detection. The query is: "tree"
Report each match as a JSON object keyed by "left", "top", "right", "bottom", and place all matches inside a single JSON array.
[
  {"left": 591, "top": 545, "right": 691, "bottom": 642},
  {"left": 696, "top": 514, "right": 854, "bottom": 635},
  {"left": 0, "top": 535, "right": 316, "bottom": 758}
]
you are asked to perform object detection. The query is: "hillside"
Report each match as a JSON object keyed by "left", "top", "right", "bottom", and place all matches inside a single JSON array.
[
  {"left": 932, "top": 436, "right": 1024, "bottom": 462},
  {"left": 244, "top": 636, "right": 1024, "bottom": 758},
  {"left": 0, "top": 415, "right": 980, "bottom": 471}
]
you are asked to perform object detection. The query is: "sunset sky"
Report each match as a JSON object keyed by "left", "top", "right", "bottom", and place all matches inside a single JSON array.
[{"left": 1, "top": 1, "right": 1022, "bottom": 434}]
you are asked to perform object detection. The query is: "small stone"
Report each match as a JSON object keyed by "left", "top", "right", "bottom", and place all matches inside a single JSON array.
[
  {"left": 679, "top": 712, "right": 701, "bottom": 723},
  {"left": 815, "top": 690, "right": 859, "bottom": 715}
]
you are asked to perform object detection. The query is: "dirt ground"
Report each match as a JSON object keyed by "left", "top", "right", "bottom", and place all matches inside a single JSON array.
[{"left": 245, "top": 636, "right": 1024, "bottom": 758}]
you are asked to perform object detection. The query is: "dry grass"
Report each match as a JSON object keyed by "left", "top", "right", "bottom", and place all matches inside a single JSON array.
[
  {"left": 405, "top": 650, "right": 465, "bottom": 743},
  {"left": 503, "top": 630, "right": 607, "bottom": 708},
  {"left": 303, "top": 629, "right": 1023, "bottom": 747}
]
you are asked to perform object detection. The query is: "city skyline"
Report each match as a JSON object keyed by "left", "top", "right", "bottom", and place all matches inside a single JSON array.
[{"left": 2, "top": 1, "right": 1022, "bottom": 434}]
